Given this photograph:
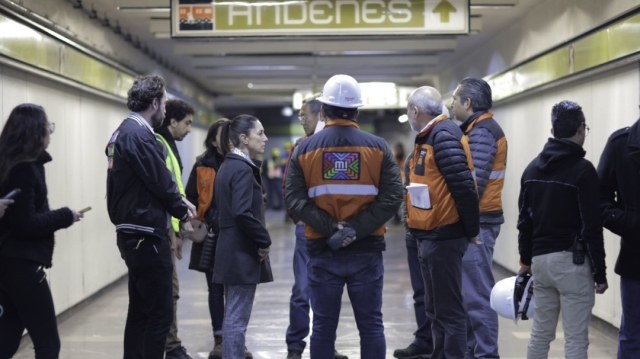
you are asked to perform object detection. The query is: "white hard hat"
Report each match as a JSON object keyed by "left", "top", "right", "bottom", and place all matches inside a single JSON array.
[
  {"left": 490, "top": 275, "right": 535, "bottom": 324},
  {"left": 317, "top": 74, "right": 364, "bottom": 108}
]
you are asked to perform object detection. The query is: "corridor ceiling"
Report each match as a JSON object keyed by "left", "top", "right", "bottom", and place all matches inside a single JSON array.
[{"left": 75, "top": 0, "right": 538, "bottom": 108}]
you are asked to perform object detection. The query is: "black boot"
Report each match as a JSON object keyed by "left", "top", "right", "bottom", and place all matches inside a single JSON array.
[{"left": 393, "top": 344, "right": 432, "bottom": 359}]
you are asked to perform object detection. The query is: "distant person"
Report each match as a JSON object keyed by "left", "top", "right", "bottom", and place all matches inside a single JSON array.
[
  {"left": 0, "top": 198, "right": 13, "bottom": 218},
  {"left": 452, "top": 77, "right": 507, "bottom": 359},
  {"left": 405, "top": 86, "right": 480, "bottom": 359},
  {"left": 598, "top": 105, "right": 640, "bottom": 359},
  {"left": 264, "top": 147, "right": 285, "bottom": 209},
  {"left": 285, "top": 74, "right": 403, "bottom": 358},
  {"left": 283, "top": 95, "right": 348, "bottom": 359},
  {"left": 213, "top": 115, "right": 273, "bottom": 359},
  {"left": 0, "top": 104, "right": 83, "bottom": 358},
  {"left": 518, "top": 100, "right": 607, "bottom": 358},
  {"left": 106, "top": 75, "right": 194, "bottom": 359},
  {"left": 155, "top": 98, "right": 196, "bottom": 359}
]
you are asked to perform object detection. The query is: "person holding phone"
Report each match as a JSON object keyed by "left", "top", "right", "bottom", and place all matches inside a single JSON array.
[{"left": 0, "top": 103, "right": 83, "bottom": 359}]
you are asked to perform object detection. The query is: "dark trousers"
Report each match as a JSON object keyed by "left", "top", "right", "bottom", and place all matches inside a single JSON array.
[
  {"left": 308, "top": 252, "right": 386, "bottom": 359},
  {"left": 419, "top": 237, "right": 469, "bottom": 359},
  {"left": 405, "top": 233, "right": 433, "bottom": 350},
  {"left": 0, "top": 258, "right": 60, "bottom": 359},
  {"left": 286, "top": 224, "right": 311, "bottom": 352},
  {"left": 205, "top": 270, "right": 225, "bottom": 335},
  {"left": 117, "top": 232, "right": 174, "bottom": 359}
]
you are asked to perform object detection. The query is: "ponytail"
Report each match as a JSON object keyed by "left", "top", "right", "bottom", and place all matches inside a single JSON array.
[{"left": 220, "top": 120, "right": 233, "bottom": 155}]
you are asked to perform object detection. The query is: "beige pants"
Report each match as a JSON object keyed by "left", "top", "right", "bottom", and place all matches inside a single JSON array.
[
  {"left": 528, "top": 251, "right": 595, "bottom": 359},
  {"left": 166, "top": 229, "right": 182, "bottom": 352}
]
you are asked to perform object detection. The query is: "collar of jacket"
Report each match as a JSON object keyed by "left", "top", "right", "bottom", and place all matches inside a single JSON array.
[
  {"left": 627, "top": 118, "right": 640, "bottom": 167},
  {"left": 325, "top": 119, "right": 360, "bottom": 129},
  {"left": 155, "top": 127, "right": 183, "bottom": 172},
  {"left": 226, "top": 152, "right": 258, "bottom": 168},
  {"left": 460, "top": 111, "right": 492, "bottom": 133},
  {"left": 198, "top": 151, "right": 224, "bottom": 170},
  {"left": 36, "top": 150, "right": 52, "bottom": 165},
  {"left": 417, "top": 113, "right": 448, "bottom": 138}
]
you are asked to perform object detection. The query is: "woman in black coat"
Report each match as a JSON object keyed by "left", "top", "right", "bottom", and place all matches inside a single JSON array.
[
  {"left": 0, "top": 104, "right": 83, "bottom": 359},
  {"left": 213, "top": 115, "right": 273, "bottom": 359}
]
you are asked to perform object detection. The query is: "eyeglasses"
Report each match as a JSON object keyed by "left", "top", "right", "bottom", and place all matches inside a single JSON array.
[
  {"left": 298, "top": 115, "right": 307, "bottom": 123},
  {"left": 584, "top": 123, "right": 589, "bottom": 137},
  {"left": 48, "top": 122, "right": 56, "bottom": 134}
]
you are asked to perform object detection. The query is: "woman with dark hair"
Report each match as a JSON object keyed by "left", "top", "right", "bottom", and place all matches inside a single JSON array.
[
  {"left": 213, "top": 115, "right": 273, "bottom": 359},
  {"left": 0, "top": 103, "right": 83, "bottom": 359},
  {"left": 185, "top": 118, "right": 252, "bottom": 359}
]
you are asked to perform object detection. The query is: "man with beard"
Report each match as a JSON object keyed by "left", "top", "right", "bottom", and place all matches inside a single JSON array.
[
  {"left": 155, "top": 99, "right": 195, "bottom": 359},
  {"left": 106, "top": 75, "right": 194, "bottom": 359}
]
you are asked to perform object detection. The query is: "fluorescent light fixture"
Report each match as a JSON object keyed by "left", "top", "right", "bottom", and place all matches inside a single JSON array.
[
  {"left": 470, "top": 4, "right": 515, "bottom": 9},
  {"left": 201, "top": 65, "right": 299, "bottom": 71},
  {"left": 117, "top": 7, "right": 170, "bottom": 12},
  {"left": 398, "top": 114, "right": 409, "bottom": 123},
  {"left": 293, "top": 82, "right": 414, "bottom": 110}
]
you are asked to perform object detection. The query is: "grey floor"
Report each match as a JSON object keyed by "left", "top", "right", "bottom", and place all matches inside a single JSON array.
[{"left": 14, "top": 211, "right": 618, "bottom": 358}]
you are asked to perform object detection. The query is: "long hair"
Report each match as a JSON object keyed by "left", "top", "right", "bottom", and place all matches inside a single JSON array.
[
  {"left": 220, "top": 115, "right": 259, "bottom": 155},
  {"left": 0, "top": 104, "right": 49, "bottom": 188},
  {"left": 204, "top": 118, "right": 229, "bottom": 156}
]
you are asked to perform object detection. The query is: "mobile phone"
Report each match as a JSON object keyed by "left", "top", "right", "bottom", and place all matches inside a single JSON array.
[
  {"left": 78, "top": 206, "right": 92, "bottom": 214},
  {"left": 2, "top": 189, "right": 21, "bottom": 200}
]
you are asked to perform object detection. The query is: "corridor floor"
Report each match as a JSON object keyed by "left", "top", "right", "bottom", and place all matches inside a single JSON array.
[{"left": 13, "top": 211, "right": 618, "bottom": 358}]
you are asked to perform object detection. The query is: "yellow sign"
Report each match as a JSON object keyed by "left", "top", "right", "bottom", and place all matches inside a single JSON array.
[{"left": 171, "top": 0, "right": 469, "bottom": 37}]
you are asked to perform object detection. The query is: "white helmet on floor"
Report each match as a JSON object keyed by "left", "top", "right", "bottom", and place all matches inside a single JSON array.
[
  {"left": 490, "top": 274, "right": 535, "bottom": 324},
  {"left": 317, "top": 74, "right": 364, "bottom": 108}
]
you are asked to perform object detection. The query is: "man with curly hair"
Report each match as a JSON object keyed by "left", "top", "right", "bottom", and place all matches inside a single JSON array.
[
  {"left": 106, "top": 75, "right": 195, "bottom": 359},
  {"left": 155, "top": 99, "right": 195, "bottom": 359}
]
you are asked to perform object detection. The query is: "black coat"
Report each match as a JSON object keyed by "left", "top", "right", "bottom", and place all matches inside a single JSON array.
[
  {"left": 518, "top": 138, "right": 606, "bottom": 284},
  {"left": 598, "top": 119, "right": 640, "bottom": 279},
  {"left": 0, "top": 151, "right": 74, "bottom": 267},
  {"left": 212, "top": 153, "right": 273, "bottom": 285}
]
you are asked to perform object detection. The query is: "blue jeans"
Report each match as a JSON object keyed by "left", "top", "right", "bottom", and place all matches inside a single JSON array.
[
  {"left": 205, "top": 270, "right": 225, "bottom": 335},
  {"left": 223, "top": 284, "right": 257, "bottom": 359},
  {"left": 286, "top": 224, "right": 311, "bottom": 352},
  {"left": 405, "top": 233, "right": 433, "bottom": 350},
  {"left": 419, "top": 237, "right": 469, "bottom": 359},
  {"left": 619, "top": 277, "right": 640, "bottom": 359},
  {"left": 308, "top": 252, "right": 385, "bottom": 359},
  {"left": 462, "top": 224, "right": 500, "bottom": 359}
]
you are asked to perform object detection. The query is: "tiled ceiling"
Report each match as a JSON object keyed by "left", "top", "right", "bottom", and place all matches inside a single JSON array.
[{"left": 75, "top": 0, "right": 540, "bottom": 108}]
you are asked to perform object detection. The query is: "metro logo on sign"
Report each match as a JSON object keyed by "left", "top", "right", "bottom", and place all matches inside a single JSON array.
[{"left": 171, "top": 0, "right": 469, "bottom": 37}]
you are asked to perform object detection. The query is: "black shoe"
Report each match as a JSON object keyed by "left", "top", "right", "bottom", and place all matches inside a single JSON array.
[
  {"left": 287, "top": 349, "right": 302, "bottom": 359},
  {"left": 166, "top": 346, "right": 193, "bottom": 359},
  {"left": 393, "top": 344, "right": 432, "bottom": 358},
  {"left": 335, "top": 349, "right": 349, "bottom": 359}
]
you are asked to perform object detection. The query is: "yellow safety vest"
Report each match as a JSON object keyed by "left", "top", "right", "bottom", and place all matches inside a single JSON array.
[{"left": 156, "top": 133, "right": 185, "bottom": 233}]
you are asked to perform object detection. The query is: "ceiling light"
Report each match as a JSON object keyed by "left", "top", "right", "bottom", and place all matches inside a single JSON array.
[
  {"left": 398, "top": 114, "right": 409, "bottom": 123},
  {"left": 470, "top": 4, "right": 515, "bottom": 9},
  {"left": 247, "top": 83, "right": 254, "bottom": 89},
  {"left": 117, "top": 7, "right": 170, "bottom": 12}
]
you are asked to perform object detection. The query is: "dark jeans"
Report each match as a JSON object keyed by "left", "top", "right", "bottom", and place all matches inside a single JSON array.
[
  {"left": 223, "top": 284, "right": 257, "bottom": 359},
  {"left": 205, "top": 269, "right": 225, "bottom": 335},
  {"left": 419, "top": 237, "right": 469, "bottom": 359},
  {"left": 117, "top": 232, "right": 174, "bottom": 359},
  {"left": 0, "top": 258, "right": 60, "bottom": 359},
  {"left": 619, "top": 276, "right": 640, "bottom": 359},
  {"left": 286, "top": 224, "right": 311, "bottom": 352},
  {"left": 308, "top": 252, "right": 385, "bottom": 359},
  {"left": 405, "top": 233, "right": 433, "bottom": 350},
  {"left": 267, "top": 178, "right": 283, "bottom": 210}
]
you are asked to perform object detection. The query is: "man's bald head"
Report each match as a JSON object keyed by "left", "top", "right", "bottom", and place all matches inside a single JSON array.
[{"left": 407, "top": 86, "right": 444, "bottom": 132}]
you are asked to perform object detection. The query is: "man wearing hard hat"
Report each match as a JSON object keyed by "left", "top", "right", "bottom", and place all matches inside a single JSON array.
[{"left": 285, "top": 74, "right": 403, "bottom": 358}]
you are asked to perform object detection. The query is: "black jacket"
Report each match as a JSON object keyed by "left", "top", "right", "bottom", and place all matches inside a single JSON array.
[
  {"left": 186, "top": 151, "right": 224, "bottom": 272},
  {"left": 212, "top": 153, "right": 273, "bottom": 284},
  {"left": 106, "top": 115, "right": 188, "bottom": 237},
  {"left": 598, "top": 119, "right": 640, "bottom": 279},
  {"left": 518, "top": 138, "right": 606, "bottom": 284},
  {"left": 0, "top": 151, "right": 74, "bottom": 267}
]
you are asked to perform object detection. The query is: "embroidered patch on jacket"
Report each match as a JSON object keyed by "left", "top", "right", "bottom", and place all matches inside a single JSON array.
[
  {"left": 108, "top": 157, "right": 114, "bottom": 169},
  {"left": 109, "top": 130, "right": 120, "bottom": 144},
  {"left": 107, "top": 144, "right": 115, "bottom": 157},
  {"left": 323, "top": 152, "right": 360, "bottom": 180}
]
